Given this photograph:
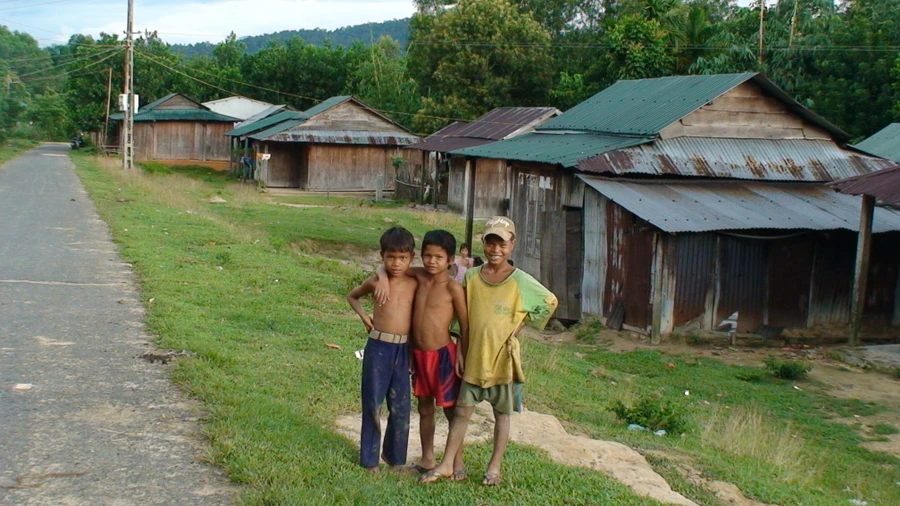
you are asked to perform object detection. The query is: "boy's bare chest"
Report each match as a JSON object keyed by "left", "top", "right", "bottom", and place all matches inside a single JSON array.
[{"left": 416, "top": 284, "right": 451, "bottom": 309}]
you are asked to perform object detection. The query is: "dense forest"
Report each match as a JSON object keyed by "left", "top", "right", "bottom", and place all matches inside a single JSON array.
[
  {"left": 2, "top": 0, "right": 900, "bottom": 144},
  {"left": 171, "top": 18, "right": 410, "bottom": 58}
]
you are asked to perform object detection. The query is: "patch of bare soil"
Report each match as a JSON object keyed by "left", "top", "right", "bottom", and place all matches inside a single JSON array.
[
  {"left": 337, "top": 403, "right": 697, "bottom": 505},
  {"left": 676, "top": 463, "right": 775, "bottom": 506}
]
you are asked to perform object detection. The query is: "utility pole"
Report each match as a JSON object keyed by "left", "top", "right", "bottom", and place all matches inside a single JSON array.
[{"left": 122, "top": 0, "right": 135, "bottom": 170}]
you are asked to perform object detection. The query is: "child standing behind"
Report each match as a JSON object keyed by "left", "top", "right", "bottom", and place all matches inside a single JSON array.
[
  {"left": 376, "top": 230, "right": 469, "bottom": 480},
  {"left": 347, "top": 226, "right": 418, "bottom": 472},
  {"left": 420, "top": 216, "right": 557, "bottom": 486},
  {"left": 450, "top": 242, "right": 474, "bottom": 284}
]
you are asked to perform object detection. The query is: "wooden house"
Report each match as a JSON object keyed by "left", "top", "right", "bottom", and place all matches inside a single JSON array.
[
  {"left": 226, "top": 96, "right": 420, "bottom": 190},
  {"left": 112, "top": 93, "right": 238, "bottom": 169},
  {"left": 452, "top": 73, "right": 900, "bottom": 340},
  {"left": 404, "top": 107, "right": 559, "bottom": 216}
]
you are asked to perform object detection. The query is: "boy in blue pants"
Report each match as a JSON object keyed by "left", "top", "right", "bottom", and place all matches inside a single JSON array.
[{"left": 347, "top": 227, "right": 418, "bottom": 472}]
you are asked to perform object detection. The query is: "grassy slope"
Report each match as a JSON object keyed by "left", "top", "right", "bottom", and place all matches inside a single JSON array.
[{"left": 72, "top": 155, "right": 899, "bottom": 506}]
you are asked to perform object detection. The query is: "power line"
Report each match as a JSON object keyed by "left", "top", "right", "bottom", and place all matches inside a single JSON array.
[
  {"left": 13, "top": 46, "right": 119, "bottom": 78},
  {"left": 0, "top": 0, "right": 75, "bottom": 12},
  {"left": 19, "top": 63, "right": 110, "bottom": 82}
]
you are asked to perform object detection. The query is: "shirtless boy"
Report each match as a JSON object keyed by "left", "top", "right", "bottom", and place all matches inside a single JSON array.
[
  {"left": 420, "top": 216, "right": 558, "bottom": 486},
  {"left": 376, "top": 230, "right": 469, "bottom": 480},
  {"left": 346, "top": 226, "right": 417, "bottom": 472}
]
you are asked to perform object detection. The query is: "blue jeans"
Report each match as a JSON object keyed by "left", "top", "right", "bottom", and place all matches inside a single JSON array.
[{"left": 360, "top": 338, "right": 410, "bottom": 468}]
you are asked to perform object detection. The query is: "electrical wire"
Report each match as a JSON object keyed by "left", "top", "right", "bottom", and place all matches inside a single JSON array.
[
  {"left": 19, "top": 63, "right": 110, "bottom": 82},
  {"left": 0, "top": 0, "right": 75, "bottom": 12},
  {"left": 13, "top": 46, "right": 119, "bottom": 78}
]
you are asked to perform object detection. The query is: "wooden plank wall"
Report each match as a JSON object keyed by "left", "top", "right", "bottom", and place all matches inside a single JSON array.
[
  {"left": 133, "top": 121, "right": 233, "bottom": 162},
  {"left": 447, "top": 156, "right": 467, "bottom": 213},
  {"left": 659, "top": 81, "right": 832, "bottom": 140},
  {"left": 264, "top": 142, "right": 307, "bottom": 187},
  {"left": 306, "top": 144, "right": 416, "bottom": 191},
  {"left": 155, "top": 95, "right": 200, "bottom": 110},
  {"left": 299, "top": 102, "right": 407, "bottom": 134},
  {"left": 473, "top": 158, "right": 507, "bottom": 219}
]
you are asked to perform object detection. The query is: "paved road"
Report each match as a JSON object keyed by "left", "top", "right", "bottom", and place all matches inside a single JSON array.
[{"left": 0, "top": 144, "right": 235, "bottom": 505}]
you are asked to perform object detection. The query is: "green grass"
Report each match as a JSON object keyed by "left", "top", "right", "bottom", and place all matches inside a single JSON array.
[
  {"left": 0, "top": 138, "right": 39, "bottom": 166},
  {"left": 71, "top": 154, "right": 900, "bottom": 506}
]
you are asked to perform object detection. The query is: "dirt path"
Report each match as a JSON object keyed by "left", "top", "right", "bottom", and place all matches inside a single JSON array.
[{"left": 0, "top": 145, "right": 236, "bottom": 505}]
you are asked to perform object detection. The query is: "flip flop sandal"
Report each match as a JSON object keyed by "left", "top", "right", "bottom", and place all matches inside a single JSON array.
[
  {"left": 449, "top": 469, "right": 468, "bottom": 482},
  {"left": 482, "top": 472, "right": 503, "bottom": 486},
  {"left": 419, "top": 469, "right": 452, "bottom": 483},
  {"left": 406, "top": 463, "right": 434, "bottom": 474}
]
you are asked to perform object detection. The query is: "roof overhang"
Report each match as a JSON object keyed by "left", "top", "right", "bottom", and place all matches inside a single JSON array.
[
  {"left": 579, "top": 176, "right": 900, "bottom": 234},
  {"left": 253, "top": 130, "right": 421, "bottom": 145},
  {"left": 829, "top": 165, "right": 900, "bottom": 205}
]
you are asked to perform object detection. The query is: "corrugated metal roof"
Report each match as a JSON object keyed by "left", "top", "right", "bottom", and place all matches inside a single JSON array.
[
  {"left": 235, "top": 105, "right": 290, "bottom": 128},
  {"left": 451, "top": 107, "right": 559, "bottom": 140},
  {"left": 579, "top": 176, "right": 900, "bottom": 233},
  {"left": 112, "top": 109, "right": 238, "bottom": 122},
  {"left": 303, "top": 96, "right": 352, "bottom": 117},
  {"left": 854, "top": 123, "right": 900, "bottom": 162},
  {"left": 451, "top": 132, "right": 652, "bottom": 167},
  {"left": 408, "top": 136, "right": 493, "bottom": 152},
  {"left": 226, "top": 111, "right": 308, "bottom": 137},
  {"left": 248, "top": 118, "right": 308, "bottom": 140},
  {"left": 578, "top": 137, "right": 894, "bottom": 182},
  {"left": 539, "top": 73, "right": 756, "bottom": 135},
  {"left": 829, "top": 165, "right": 900, "bottom": 205},
  {"left": 537, "top": 73, "right": 848, "bottom": 140},
  {"left": 258, "top": 129, "right": 420, "bottom": 145}
]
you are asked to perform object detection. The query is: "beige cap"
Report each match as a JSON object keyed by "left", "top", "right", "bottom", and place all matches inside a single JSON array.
[{"left": 482, "top": 216, "right": 516, "bottom": 241}]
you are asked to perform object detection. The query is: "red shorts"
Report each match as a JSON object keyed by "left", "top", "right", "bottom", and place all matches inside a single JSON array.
[{"left": 412, "top": 342, "right": 460, "bottom": 408}]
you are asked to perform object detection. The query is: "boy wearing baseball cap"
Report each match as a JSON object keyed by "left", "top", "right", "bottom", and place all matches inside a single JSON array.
[{"left": 421, "top": 216, "right": 558, "bottom": 486}]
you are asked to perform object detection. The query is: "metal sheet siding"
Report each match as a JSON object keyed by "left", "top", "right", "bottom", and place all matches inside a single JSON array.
[
  {"left": 672, "top": 234, "right": 717, "bottom": 325},
  {"left": 538, "top": 73, "right": 754, "bottom": 135},
  {"left": 578, "top": 177, "right": 900, "bottom": 233},
  {"left": 808, "top": 233, "right": 855, "bottom": 325},
  {"left": 866, "top": 233, "right": 900, "bottom": 324},
  {"left": 717, "top": 236, "right": 767, "bottom": 332},
  {"left": 604, "top": 201, "right": 654, "bottom": 329},
  {"left": 578, "top": 138, "right": 894, "bottom": 181},
  {"left": 767, "top": 236, "right": 815, "bottom": 328},
  {"left": 582, "top": 189, "right": 607, "bottom": 317}
]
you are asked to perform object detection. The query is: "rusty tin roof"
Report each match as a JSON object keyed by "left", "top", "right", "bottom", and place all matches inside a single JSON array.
[
  {"left": 259, "top": 129, "right": 420, "bottom": 146},
  {"left": 578, "top": 137, "right": 894, "bottom": 182},
  {"left": 829, "top": 165, "right": 900, "bottom": 205},
  {"left": 408, "top": 107, "right": 559, "bottom": 152},
  {"left": 580, "top": 176, "right": 900, "bottom": 233}
]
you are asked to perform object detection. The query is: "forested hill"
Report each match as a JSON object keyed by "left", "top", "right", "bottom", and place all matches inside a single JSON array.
[{"left": 173, "top": 18, "right": 409, "bottom": 57}]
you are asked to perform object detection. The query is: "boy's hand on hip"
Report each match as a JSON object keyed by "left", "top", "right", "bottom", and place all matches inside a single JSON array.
[{"left": 363, "top": 317, "right": 374, "bottom": 333}]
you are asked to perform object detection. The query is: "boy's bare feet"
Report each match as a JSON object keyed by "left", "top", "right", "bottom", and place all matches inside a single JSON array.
[
  {"left": 449, "top": 469, "right": 467, "bottom": 482},
  {"left": 366, "top": 466, "right": 380, "bottom": 474},
  {"left": 419, "top": 469, "right": 452, "bottom": 483}
]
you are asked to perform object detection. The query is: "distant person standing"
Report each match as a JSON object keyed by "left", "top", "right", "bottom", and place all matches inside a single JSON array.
[{"left": 450, "top": 242, "right": 474, "bottom": 284}]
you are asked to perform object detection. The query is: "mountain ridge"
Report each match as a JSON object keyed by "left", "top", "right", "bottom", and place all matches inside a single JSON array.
[{"left": 172, "top": 18, "right": 410, "bottom": 58}]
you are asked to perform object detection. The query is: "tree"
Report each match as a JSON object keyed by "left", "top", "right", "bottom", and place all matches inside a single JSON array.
[
  {"left": 601, "top": 14, "right": 675, "bottom": 81},
  {"left": 408, "top": 0, "right": 555, "bottom": 133},
  {"left": 350, "top": 36, "right": 421, "bottom": 130}
]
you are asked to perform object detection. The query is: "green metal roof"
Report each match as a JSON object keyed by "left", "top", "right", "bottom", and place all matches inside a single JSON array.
[
  {"left": 110, "top": 93, "right": 238, "bottom": 122},
  {"left": 303, "top": 96, "right": 351, "bottom": 117},
  {"left": 854, "top": 123, "right": 900, "bottom": 162},
  {"left": 539, "top": 73, "right": 757, "bottom": 135},
  {"left": 537, "top": 73, "right": 848, "bottom": 140},
  {"left": 248, "top": 118, "right": 309, "bottom": 140},
  {"left": 226, "top": 111, "right": 308, "bottom": 137},
  {"left": 450, "top": 132, "right": 652, "bottom": 167}
]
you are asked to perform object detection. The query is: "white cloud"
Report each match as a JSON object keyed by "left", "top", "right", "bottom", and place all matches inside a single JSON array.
[{"left": 5, "top": 0, "right": 415, "bottom": 45}]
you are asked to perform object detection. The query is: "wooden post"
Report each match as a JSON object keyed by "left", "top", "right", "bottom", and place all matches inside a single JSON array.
[
  {"left": 651, "top": 233, "right": 675, "bottom": 344},
  {"left": 849, "top": 194, "right": 875, "bottom": 345},
  {"left": 464, "top": 157, "right": 476, "bottom": 248},
  {"left": 376, "top": 174, "right": 384, "bottom": 203},
  {"left": 420, "top": 150, "right": 427, "bottom": 204}
]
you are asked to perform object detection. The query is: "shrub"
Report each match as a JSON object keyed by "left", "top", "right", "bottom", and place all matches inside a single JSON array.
[
  {"left": 609, "top": 396, "right": 688, "bottom": 433},
  {"left": 763, "top": 356, "right": 812, "bottom": 380},
  {"left": 573, "top": 318, "right": 604, "bottom": 343}
]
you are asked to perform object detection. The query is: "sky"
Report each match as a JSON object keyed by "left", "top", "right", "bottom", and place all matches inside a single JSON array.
[{"left": 1, "top": 0, "right": 417, "bottom": 46}]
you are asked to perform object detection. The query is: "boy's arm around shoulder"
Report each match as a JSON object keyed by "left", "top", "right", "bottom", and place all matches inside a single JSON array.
[
  {"left": 518, "top": 271, "right": 559, "bottom": 331},
  {"left": 347, "top": 276, "right": 377, "bottom": 333},
  {"left": 448, "top": 280, "right": 468, "bottom": 378},
  {"left": 372, "top": 264, "right": 428, "bottom": 305}
]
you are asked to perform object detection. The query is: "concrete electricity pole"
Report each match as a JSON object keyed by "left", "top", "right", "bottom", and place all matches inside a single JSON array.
[{"left": 122, "top": 0, "right": 135, "bottom": 170}]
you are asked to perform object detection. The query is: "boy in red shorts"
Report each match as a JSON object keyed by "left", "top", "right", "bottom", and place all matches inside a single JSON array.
[{"left": 376, "top": 229, "right": 469, "bottom": 480}]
